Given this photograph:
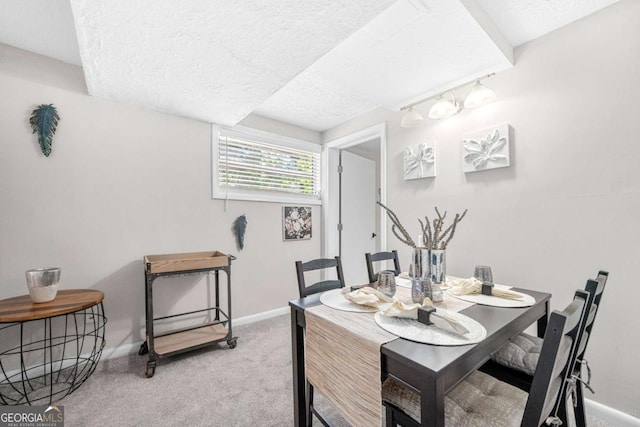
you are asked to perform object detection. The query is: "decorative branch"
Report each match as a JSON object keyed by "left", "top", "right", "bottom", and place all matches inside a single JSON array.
[
  {"left": 391, "top": 225, "right": 415, "bottom": 247},
  {"left": 440, "top": 210, "right": 468, "bottom": 249},
  {"left": 433, "top": 207, "right": 447, "bottom": 248},
  {"left": 377, "top": 202, "right": 468, "bottom": 250},
  {"left": 377, "top": 201, "right": 416, "bottom": 248},
  {"left": 423, "top": 215, "right": 433, "bottom": 248}
]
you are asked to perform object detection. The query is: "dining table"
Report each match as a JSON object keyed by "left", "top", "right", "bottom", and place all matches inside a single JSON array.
[{"left": 289, "top": 280, "right": 551, "bottom": 427}]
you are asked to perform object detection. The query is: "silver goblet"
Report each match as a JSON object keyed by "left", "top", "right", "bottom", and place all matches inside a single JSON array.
[{"left": 377, "top": 270, "right": 397, "bottom": 298}]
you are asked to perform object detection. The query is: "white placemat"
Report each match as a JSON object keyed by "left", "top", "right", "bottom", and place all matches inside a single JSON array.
[
  {"left": 446, "top": 284, "right": 535, "bottom": 308},
  {"left": 320, "top": 288, "right": 378, "bottom": 313},
  {"left": 374, "top": 309, "right": 486, "bottom": 346}
]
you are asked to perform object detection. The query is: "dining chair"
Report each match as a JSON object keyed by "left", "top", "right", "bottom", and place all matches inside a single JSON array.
[
  {"left": 562, "top": 271, "right": 609, "bottom": 427},
  {"left": 382, "top": 289, "right": 591, "bottom": 427},
  {"left": 365, "top": 250, "right": 401, "bottom": 284},
  {"left": 480, "top": 271, "right": 608, "bottom": 426},
  {"left": 294, "top": 256, "right": 345, "bottom": 427},
  {"left": 295, "top": 256, "right": 345, "bottom": 298}
]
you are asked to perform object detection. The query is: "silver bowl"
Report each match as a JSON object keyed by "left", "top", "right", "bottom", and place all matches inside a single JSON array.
[{"left": 25, "top": 267, "right": 61, "bottom": 303}]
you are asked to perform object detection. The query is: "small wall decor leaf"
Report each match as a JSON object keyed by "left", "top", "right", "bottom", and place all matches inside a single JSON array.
[
  {"left": 29, "top": 104, "right": 60, "bottom": 157},
  {"left": 232, "top": 214, "right": 248, "bottom": 250}
]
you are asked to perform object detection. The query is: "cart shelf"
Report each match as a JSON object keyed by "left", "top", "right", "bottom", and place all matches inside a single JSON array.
[
  {"left": 144, "top": 251, "right": 229, "bottom": 273},
  {"left": 154, "top": 323, "right": 229, "bottom": 355}
]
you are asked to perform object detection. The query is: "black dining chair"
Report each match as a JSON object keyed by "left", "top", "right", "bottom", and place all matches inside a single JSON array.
[
  {"left": 365, "top": 250, "right": 401, "bottom": 284},
  {"left": 295, "top": 256, "right": 345, "bottom": 298},
  {"left": 569, "top": 271, "right": 608, "bottom": 427},
  {"left": 382, "top": 288, "right": 591, "bottom": 427},
  {"left": 294, "top": 256, "right": 345, "bottom": 426},
  {"left": 480, "top": 271, "right": 608, "bottom": 426}
]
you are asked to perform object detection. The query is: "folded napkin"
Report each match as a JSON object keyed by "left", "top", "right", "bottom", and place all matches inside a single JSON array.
[
  {"left": 448, "top": 277, "right": 523, "bottom": 300},
  {"left": 379, "top": 297, "right": 441, "bottom": 319},
  {"left": 378, "top": 299, "right": 425, "bottom": 319},
  {"left": 379, "top": 298, "right": 470, "bottom": 336},
  {"left": 344, "top": 287, "right": 394, "bottom": 308}
]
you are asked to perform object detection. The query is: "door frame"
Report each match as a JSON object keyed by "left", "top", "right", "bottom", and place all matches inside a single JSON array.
[{"left": 322, "top": 122, "right": 387, "bottom": 259}]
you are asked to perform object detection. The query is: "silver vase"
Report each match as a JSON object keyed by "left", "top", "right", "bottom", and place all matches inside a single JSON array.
[
  {"left": 429, "top": 250, "right": 446, "bottom": 285},
  {"left": 25, "top": 267, "right": 61, "bottom": 303},
  {"left": 410, "top": 247, "right": 430, "bottom": 279}
]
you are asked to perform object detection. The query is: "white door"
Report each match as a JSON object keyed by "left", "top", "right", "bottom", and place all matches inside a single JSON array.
[{"left": 340, "top": 150, "right": 376, "bottom": 286}]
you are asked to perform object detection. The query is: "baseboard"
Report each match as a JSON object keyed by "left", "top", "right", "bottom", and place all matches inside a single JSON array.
[
  {"left": 586, "top": 398, "right": 640, "bottom": 426},
  {"left": 232, "top": 306, "right": 289, "bottom": 327},
  {"left": 101, "top": 305, "right": 290, "bottom": 360}
]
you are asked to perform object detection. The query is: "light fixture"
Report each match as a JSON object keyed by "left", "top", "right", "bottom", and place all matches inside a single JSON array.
[
  {"left": 400, "top": 107, "right": 424, "bottom": 128},
  {"left": 399, "top": 73, "right": 496, "bottom": 125},
  {"left": 464, "top": 80, "right": 496, "bottom": 109},
  {"left": 428, "top": 93, "right": 460, "bottom": 119}
]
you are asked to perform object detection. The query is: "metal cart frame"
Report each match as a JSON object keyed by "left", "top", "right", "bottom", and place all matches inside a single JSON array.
[{"left": 139, "top": 253, "right": 237, "bottom": 378}]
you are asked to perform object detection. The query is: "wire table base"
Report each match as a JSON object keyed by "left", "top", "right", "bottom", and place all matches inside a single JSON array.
[{"left": 0, "top": 290, "right": 106, "bottom": 406}]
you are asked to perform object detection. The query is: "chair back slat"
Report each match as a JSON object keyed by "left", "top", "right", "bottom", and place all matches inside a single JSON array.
[
  {"left": 522, "top": 289, "right": 590, "bottom": 427},
  {"left": 365, "top": 250, "right": 400, "bottom": 284},
  {"left": 551, "top": 273, "right": 608, "bottom": 424},
  {"left": 300, "top": 258, "right": 338, "bottom": 272},
  {"left": 304, "top": 280, "right": 344, "bottom": 296},
  {"left": 295, "top": 256, "right": 345, "bottom": 298},
  {"left": 577, "top": 272, "right": 608, "bottom": 360}
]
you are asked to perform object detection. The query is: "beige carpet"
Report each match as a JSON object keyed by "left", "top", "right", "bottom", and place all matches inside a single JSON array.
[{"left": 58, "top": 314, "right": 610, "bottom": 426}]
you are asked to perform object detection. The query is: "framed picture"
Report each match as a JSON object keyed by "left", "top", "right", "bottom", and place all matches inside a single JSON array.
[
  {"left": 461, "top": 124, "right": 511, "bottom": 173},
  {"left": 404, "top": 142, "right": 436, "bottom": 180},
  {"left": 283, "top": 206, "right": 312, "bottom": 240}
]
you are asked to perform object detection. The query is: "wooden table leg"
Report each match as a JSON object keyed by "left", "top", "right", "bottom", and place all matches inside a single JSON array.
[
  {"left": 537, "top": 300, "right": 549, "bottom": 338},
  {"left": 420, "top": 376, "right": 445, "bottom": 427},
  {"left": 291, "top": 307, "right": 307, "bottom": 427}
]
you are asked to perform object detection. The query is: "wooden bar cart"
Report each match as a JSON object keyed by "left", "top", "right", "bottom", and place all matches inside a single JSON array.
[{"left": 139, "top": 251, "right": 237, "bottom": 378}]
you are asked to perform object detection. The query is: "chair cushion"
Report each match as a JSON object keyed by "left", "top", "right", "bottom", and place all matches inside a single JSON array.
[
  {"left": 491, "top": 332, "right": 543, "bottom": 376},
  {"left": 382, "top": 371, "right": 527, "bottom": 426}
]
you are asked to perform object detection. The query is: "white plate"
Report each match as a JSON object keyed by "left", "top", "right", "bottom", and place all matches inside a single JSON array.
[
  {"left": 374, "top": 309, "right": 486, "bottom": 346},
  {"left": 446, "top": 286, "right": 535, "bottom": 308},
  {"left": 320, "top": 288, "right": 378, "bottom": 313}
]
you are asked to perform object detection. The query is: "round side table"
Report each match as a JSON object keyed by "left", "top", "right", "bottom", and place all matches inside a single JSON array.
[{"left": 0, "top": 289, "right": 107, "bottom": 405}]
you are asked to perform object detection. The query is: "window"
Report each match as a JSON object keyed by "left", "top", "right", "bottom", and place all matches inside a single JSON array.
[{"left": 212, "top": 126, "right": 321, "bottom": 204}]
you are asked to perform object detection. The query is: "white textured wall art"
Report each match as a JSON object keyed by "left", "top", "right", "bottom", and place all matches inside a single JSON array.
[
  {"left": 461, "top": 124, "right": 511, "bottom": 173},
  {"left": 404, "top": 142, "right": 436, "bottom": 180}
]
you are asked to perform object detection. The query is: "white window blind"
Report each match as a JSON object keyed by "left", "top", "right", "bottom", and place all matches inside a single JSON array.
[{"left": 213, "top": 127, "right": 321, "bottom": 204}]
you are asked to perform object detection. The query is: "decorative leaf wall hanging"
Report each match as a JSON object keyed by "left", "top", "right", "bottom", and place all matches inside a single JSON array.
[
  {"left": 29, "top": 104, "right": 60, "bottom": 157},
  {"left": 232, "top": 214, "right": 248, "bottom": 250}
]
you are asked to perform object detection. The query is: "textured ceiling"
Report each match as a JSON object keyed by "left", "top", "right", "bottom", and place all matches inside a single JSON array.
[
  {"left": 0, "top": 0, "right": 620, "bottom": 132},
  {"left": 477, "top": 0, "right": 620, "bottom": 47},
  {"left": 0, "top": 0, "right": 81, "bottom": 66},
  {"left": 255, "top": 0, "right": 514, "bottom": 130},
  {"left": 69, "top": 0, "right": 395, "bottom": 126}
]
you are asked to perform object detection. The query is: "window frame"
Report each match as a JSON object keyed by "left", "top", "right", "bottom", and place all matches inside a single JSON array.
[{"left": 211, "top": 125, "right": 322, "bottom": 205}]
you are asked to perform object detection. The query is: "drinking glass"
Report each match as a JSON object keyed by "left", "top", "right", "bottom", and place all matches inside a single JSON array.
[
  {"left": 431, "top": 283, "right": 443, "bottom": 302},
  {"left": 411, "top": 277, "right": 432, "bottom": 303},
  {"left": 474, "top": 265, "right": 493, "bottom": 285},
  {"left": 377, "top": 270, "right": 397, "bottom": 298}
]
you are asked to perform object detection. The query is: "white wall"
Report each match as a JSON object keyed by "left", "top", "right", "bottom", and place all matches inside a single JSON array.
[
  {"left": 324, "top": 1, "right": 640, "bottom": 418},
  {"left": 0, "top": 43, "right": 321, "bottom": 355}
]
